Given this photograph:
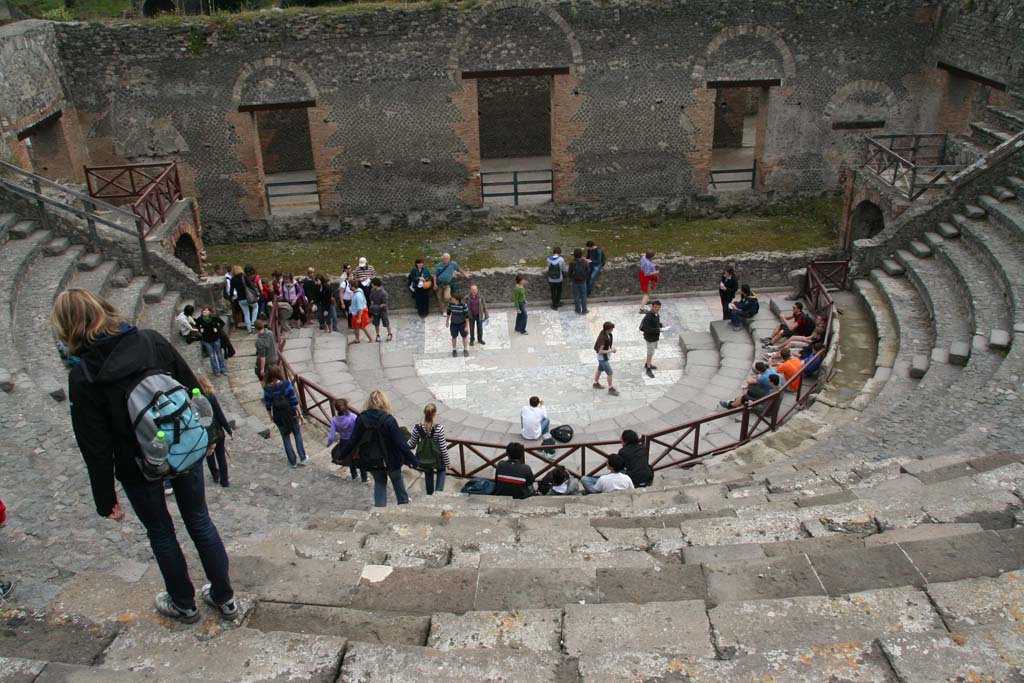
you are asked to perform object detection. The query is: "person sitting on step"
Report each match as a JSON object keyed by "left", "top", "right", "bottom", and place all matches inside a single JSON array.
[
  {"left": 538, "top": 465, "right": 580, "bottom": 496},
  {"left": 617, "top": 430, "right": 654, "bottom": 488},
  {"left": 727, "top": 284, "right": 759, "bottom": 329},
  {"left": 493, "top": 442, "right": 536, "bottom": 499},
  {"left": 761, "top": 301, "right": 814, "bottom": 348},
  {"left": 762, "top": 313, "right": 826, "bottom": 361},
  {"left": 719, "top": 361, "right": 779, "bottom": 411},
  {"left": 580, "top": 453, "right": 635, "bottom": 494}
]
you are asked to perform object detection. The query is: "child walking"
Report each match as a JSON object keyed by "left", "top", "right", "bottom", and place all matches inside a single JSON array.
[{"left": 328, "top": 398, "right": 364, "bottom": 482}]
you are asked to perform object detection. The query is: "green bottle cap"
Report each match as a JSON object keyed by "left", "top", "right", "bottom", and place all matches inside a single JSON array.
[
  {"left": 192, "top": 388, "right": 201, "bottom": 397},
  {"left": 156, "top": 431, "right": 166, "bottom": 440}
]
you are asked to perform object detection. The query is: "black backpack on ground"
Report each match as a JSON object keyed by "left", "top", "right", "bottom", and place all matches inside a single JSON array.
[
  {"left": 355, "top": 414, "right": 389, "bottom": 471},
  {"left": 551, "top": 424, "right": 574, "bottom": 443}
]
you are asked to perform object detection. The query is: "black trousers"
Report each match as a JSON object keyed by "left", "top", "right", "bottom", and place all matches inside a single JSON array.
[
  {"left": 549, "top": 281, "right": 563, "bottom": 309},
  {"left": 720, "top": 291, "right": 735, "bottom": 320}
]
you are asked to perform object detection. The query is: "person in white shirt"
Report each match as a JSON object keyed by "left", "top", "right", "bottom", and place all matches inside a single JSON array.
[
  {"left": 176, "top": 305, "right": 200, "bottom": 344},
  {"left": 581, "top": 454, "right": 635, "bottom": 494},
  {"left": 520, "top": 396, "right": 550, "bottom": 441}
]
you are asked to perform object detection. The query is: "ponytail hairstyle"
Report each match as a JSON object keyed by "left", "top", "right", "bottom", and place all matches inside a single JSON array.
[{"left": 422, "top": 402, "right": 437, "bottom": 432}]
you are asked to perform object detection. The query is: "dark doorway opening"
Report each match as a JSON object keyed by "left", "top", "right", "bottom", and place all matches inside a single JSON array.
[
  {"left": 20, "top": 112, "right": 75, "bottom": 182},
  {"left": 708, "top": 84, "right": 770, "bottom": 191},
  {"left": 247, "top": 103, "right": 318, "bottom": 217},
  {"left": 476, "top": 74, "right": 553, "bottom": 206},
  {"left": 140, "top": 0, "right": 176, "bottom": 16},
  {"left": 174, "top": 234, "right": 201, "bottom": 274},
  {"left": 850, "top": 200, "right": 885, "bottom": 242}
]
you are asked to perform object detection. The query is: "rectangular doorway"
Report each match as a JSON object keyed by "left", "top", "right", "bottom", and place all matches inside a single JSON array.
[
  {"left": 18, "top": 111, "right": 76, "bottom": 182},
  {"left": 707, "top": 81, "right": 775, "bottom": 191},
  {"left": 247, "top": 104, "right": 319, "bottom": 216},
  {"left": 475, "top": 73, "right": 553, "bottom": 206}
]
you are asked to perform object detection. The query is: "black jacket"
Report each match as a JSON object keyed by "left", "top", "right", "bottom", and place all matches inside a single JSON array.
[
  {"left": 618, "top": 442, "right": 654, "bottom": 487},
  {"left": 720, "top": 273, "right": 738, "bottom": 299},
  {"left": 68, "top": 325, "right": 199, "bottom": 516},
  {"left": 494, "top": 460, "right": 536, "bottom": 499},
  {"left": 230, "top": 273, "right": 248, "bottom": 302},
  {"left": 336, "top": 409, "right": 417, "bottom": 472},
  {"left": 196, "top": 315, "right": 224, "bottom": 343},
  {"left": 640, "top": 311, "right": 662, "bottom": 343}
]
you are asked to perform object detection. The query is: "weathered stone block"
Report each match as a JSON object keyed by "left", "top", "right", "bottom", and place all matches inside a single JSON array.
[
  {"left": 880, "top": 624, "right": 1024, "bottom": 683},
  {"left": 563, "top": 600, "right": 713, "bottom": 658}
]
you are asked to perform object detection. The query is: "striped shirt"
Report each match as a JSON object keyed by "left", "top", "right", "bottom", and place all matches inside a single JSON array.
[
  {"left": 263, "top": 380, "right": 298, "bottom": 411},
  {"left": 353, "top": 265, "right": 377, "bottom": 284},
  {"left": 447, "top": 302, "right": 469, "bottom": 325},
  {"left": 639, "top": 255, "right": 657, "bottom": 276},
  {"left": 407, "top": 423, "right": 450, "bottom": 468}
]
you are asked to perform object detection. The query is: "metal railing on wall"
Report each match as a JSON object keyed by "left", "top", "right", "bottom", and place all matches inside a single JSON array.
[
  {"left": 267, "top": 259, "right": 848, "bottom": 480},
  {"left": 480, "top": 168, "right": 553, "bottom": 206},
  {"left": 709, "top": 159, "right": 756, "bottom": 190},
  {"left": 0, "top": 160, "right": 152, "bottom": 268},
  {"left": 265, "top": 178, "right": 320, "bottom": 215}
]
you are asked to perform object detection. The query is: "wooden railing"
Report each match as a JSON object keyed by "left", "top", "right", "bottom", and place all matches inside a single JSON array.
[
  {"left": 863, "top": 134, "right": 956, "bottom": 201},
  {"left": 85, "top": 162, "right": 183, "bottom": 236},
  {"left": 266, "top": 259, "right": 847, "bottom": 480}
]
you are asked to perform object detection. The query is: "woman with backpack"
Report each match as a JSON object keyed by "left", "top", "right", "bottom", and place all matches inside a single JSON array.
[
  {"left": 196, "top": 373, "right": 234, "bottom": 488},
  {"left": 570, "top": 248, "right": 591, "bottom": 315},
  {"left": 407, "top": 403, "right": 450, "bottom": 495},
  {"left": 53, "top": 288, "right": 237, "bottom": 624},
  {"left": 334, "top": 389, "right": 418, "bottom": 507},
  {"left": 327, "top": 398, "right": 364, "bottom": 483},
  {"left": 230, "top": 265, "right": 259, "bottom": 334},
  {"left": 262, "top": 366, "right": 307, "bottom": 467}
]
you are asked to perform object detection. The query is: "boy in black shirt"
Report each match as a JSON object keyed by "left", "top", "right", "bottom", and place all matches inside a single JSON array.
[
  {"left": 493, "top": 442, "right": 535, "bottom": 499},
  {"left": 445, "top": 294, "right": 470, "bottom": 358}
]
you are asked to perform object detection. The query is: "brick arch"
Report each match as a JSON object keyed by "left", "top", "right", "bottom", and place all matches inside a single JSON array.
[
  {"left": 231, "top": 57, "right": 319, "bottom": 108},
  {"left": 447, "top": 0, "right": 584, "bottom": 81},
  {"left": 823, "top": 79, "right": 909, "bottom": 120},
  {"left": 691, "top": 24, "right": 797, "bottom": 83},
  {"left": 165, "top": 216, "right": 205, "bottom": 274}
]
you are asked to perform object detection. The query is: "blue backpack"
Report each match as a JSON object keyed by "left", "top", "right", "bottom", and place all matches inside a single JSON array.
[
  {"left": 126, "top": 371, "right": 209, "bottom": 481},
  {"left": 461, "top": 477, "right": 496, "bottom": 495}
]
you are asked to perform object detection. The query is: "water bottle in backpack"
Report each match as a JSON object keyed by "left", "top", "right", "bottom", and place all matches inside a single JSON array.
[
  {"left": 143, "top": 430, "right": 170, "bottom": 478},
  {"left": 191, "top": 388, "right": 214, "bottom": 428}
]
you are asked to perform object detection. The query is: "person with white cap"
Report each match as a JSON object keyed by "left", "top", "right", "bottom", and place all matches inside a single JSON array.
[{"left": 353, "top": 257, "right": 377, "bottom": 301}]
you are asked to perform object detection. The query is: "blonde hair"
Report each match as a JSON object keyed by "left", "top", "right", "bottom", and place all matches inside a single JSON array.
[
  {"left": 231, "top": 264, "right": 243, "bottom": 276},
  {"left": 365, "top": 389, "right": 392, "bottom": 415},
  {"left": 422, "top": 402, "right": 437, "bottom": 429},
  {"left": 51, "top": 288, "right": 128, "bottom": 355},
  {"left": 195, "top": 373, "right": 216, "bottom": 396}
]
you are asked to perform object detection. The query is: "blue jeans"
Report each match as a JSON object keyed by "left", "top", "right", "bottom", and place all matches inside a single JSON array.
[
  {"left": 319, "top": 304, "right": 338, "bottom": 332},
  {"left": 587, "top": 266, "right": 602, "bottom": 295},
  {"left": 278, "top": 422, "right": 307, "bottom": 466},
  {"left": 515, "top": 302, "right": 528, "bottom": 332},
  {"left": 424, "top": 468, "right": 446, "bottom": 495},
  {"left": 121, "top": 464, "right": 233, "bottom": 610},
  {"left": 372, "top": 469, "right": 410, "bottom": 507},
  {"left": 729, "top": 308, "right": 755, "bottom": 327},
  {"left": 240, "top": 301, "right": 259, "bottom": 333},
  {"left": 581, "top": 475, "right": 600, "bottom": 494},
  {"left": 572, "top": 282, "right": 588, "bottom": 314},
  {"left": 202, "top": 338, "right": 226, "bottom": 374}
]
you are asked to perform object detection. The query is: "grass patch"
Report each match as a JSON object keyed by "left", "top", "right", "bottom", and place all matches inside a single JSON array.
[
  {"left": 205, "top": 197, "right": 841, "bottom": 276},
  {"left": 14, "top": 0, "right": 132, "bottom": 19}
]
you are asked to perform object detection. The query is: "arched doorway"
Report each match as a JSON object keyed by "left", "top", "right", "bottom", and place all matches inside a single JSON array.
[
  {"left": 174, "top": 234, "right": 201, "bottom": 274},
  {"left": 140, "top": 0, "right": 176, "bottom": 16},
  {"left": 850, "top": 200, "right": 885, "bottom": 242}
]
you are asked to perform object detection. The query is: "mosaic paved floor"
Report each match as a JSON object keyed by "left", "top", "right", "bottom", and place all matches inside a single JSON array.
[{"left": 380, "top": 295, "right": 723, "bottom": 429}]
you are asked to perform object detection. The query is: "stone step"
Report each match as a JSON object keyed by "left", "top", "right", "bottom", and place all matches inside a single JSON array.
[
  {"left": 42, "top": 237, "right": 70, "bottom": 256},
  {"left": 9, "top": 220, "right": 37, "bottom": 239},
  {"left": 142, "top": 281, "right": 167, "bottom": 304},
  {"left": 339, "top": 642, "right": 572, "bottom": 683},
  {"left": 709, "top": 319, "right": 753, "bottom": 348},
  {"left": 0, "top": 212, "right": 18, "bottom": 240},
  {"left": 109, "top": 268, "right": 133, "bottom": 288},
  {"left": 136, "top": 289, "right": 181, "bottom": 336},
  {"left": 992, "top": 184, "right": 1016, "bottom": 201},
  {"left": 852, "top": 279, "right": 899, "bottom": 370},
  {"left": 908, "top": 240, "right": 932, "bottom": 258},
  {"left": 921, "top": 230, "right": 944, "bottom": 250},
  {"left": 894, "top": 247, "right": 974, "bottom": 361},
  {"left": 880, "top": 257, "right": 905, "bottom": 276},
  {"left": 869, "top": 269, "right": 934, "bottom": 369},
  {"left": 978, "top": 194, "right": 1024, "bottom": 242},
  {"left": 929, "top": 231, "right": 1013, "bottom": 341},
  {"left": 936, "top": 221, "right": 960, "bottom": 239},
  {"left": 71, "top": 259, "right": 118, "bottom": 295},
  {"left": 1006, "top": 175, "right": 1024, "bottom": 196},
  {"left": 954, "top": 214, "right": 1024, "bottom": 331},
  {"left": 969, "top": 120, "right": 1012, "bottom": 147},
  {"left": 75, "top": 252, "right": 104, "bottom": 271},
  {"left": 880, "top": 622, "right": 1024, "bottom": 683},
  {"left": 103, "top": 277, "right": 150, "bottom": 323},
  {"left": 985, "top": 105, "right": 1024, "bottom": 133},
  {"left": 246, "top": 602, "right": 431, "bottom": 646},
  {"left": 989, "top": 328, "right": 1012, "bottom": 350},
  {"left": 964, "top": 203, "right": 987, "bottom": 219}
]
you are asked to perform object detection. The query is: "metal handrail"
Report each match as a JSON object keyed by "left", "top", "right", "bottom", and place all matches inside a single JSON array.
[
  {"left": 710, "top": 158, "right": 756, "bottom": 189},
  {"left": 480, "top": 168, "right": 553, "bottom": 206},
  {"left": 266, "top": 259, "right": 848, "bottom": 480}
]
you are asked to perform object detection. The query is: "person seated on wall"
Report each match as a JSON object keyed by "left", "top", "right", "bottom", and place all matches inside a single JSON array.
[
  {"left": 771, "top": 347, "right": 804, "bottom": 392},
  {"left": 718, "top": 361, "right": 779, "bottom": 412},
  {"left": 176, "top": 304, "right": 201, "bottom": 344},
  {"left": 537, "top": 465, "right": 580, "bottom": 496},
  {"left": 580, "top": 454, "right": 635, "bottom": 495},
  {"left": 762, "top": 301, "right": 815, "bottom": 348},
  {"left": 727, "top": 284, "right": 759, "bottom": 329},
  {"left": 617, "top": 430, "right": 654, "bottom": 488},
  {"left": 520, "top": 396, "right": 551, "bottom": 442},
  {"left": 762, "top": 314, "right": 826, "bottom": 362},
  {"left": 493, "top": 442, "right": 536, "bottom": 499}
]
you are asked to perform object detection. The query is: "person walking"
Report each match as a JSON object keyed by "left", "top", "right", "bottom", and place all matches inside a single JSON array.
[
  {"left": 570, "top": 248, "right": 590, "bottom": 315},
  {"left": 327, "top": 398, "right": 364, "bottom": 482},
  {"left": 639, "top": 300, "right": 664, "bottom": 378},
  {"left": 433, "top": 252, "right": 464, "bottom": 312},
  {"left": 593, "top": 321, "right": 619, "bottom": 396},
  {"left": 407, "top": 403, "right": 450, "bottom": 496},
  {"left": 230, "top": 265, "right": 259, "bottom": 334},
  {"left": 196, "top": 373, "right": 234, "bottom": 488},
  {"left": 586, "top": 240, "right": 606, "bottom": 296},
  {"left": 263, "top": 366, "right": 308, "bottom": 467},
  {"left": 335, "top": 390, "right": 419, "bottom": 507},
  {"left": 54, "top": 288, "right": 237, "bottom": 623},
  {"left": 408, "top": 259, "right": 432, "bottom": 318},
  {"left": 369, "top": 278, "right": 393, "bottom": 342},
  {"left": 546, "top": 247, "right": 568, "bottom": 310},
  {"left": 195, "top": 307, "right": 227, "bottom": 376},
  {"left": 254, "top": 319, "right": 279, "bottom": 384},
  {"left": 446, "top": 293, "right": 470, "bottom": 357},
  {"left": 719, "top": 265, "right": 738, "bottom": 321},
  {"left": 0, "top": 497, "right": 13, "bottom": 601},
  {"left": 513, "top": 274, "right": 528, "bottom": 335},
  {"left": 638, "top": 251, "right": 659, "bottom": 313},
  {"left": 349, "top": 280, "right": 372, "bottom": 344},
  {"left": 466, "top": 284, "right": 488, "bottom": 346}
]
